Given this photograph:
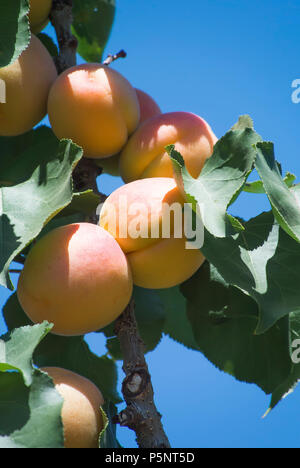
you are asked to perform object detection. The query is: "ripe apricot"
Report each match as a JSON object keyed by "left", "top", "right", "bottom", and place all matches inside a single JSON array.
[
  {"left": 48, "top": 64, "right": 140, "bottom": 159},
  {"left": 41, "top": 367, "right": 104, "bottom": 449},
  {"left": 119, "top": 111, "right": 217, "bottom": 183},
  {"left": 0, "top": 35, "right": 57, "bottom": 136},
  {"left": 17, "top": 223, "right": 133, "bottom": 336},
  {"left": 99, "top": 88, "right": 161, "bottom": 176},
  {"left": 99, "top": 178, "right": 205, "bottom": 289},
  {"left": 135, "top": 88, "right": 161, "bottom": 125},
  {"left": 29, "top": 0, "right": 52, "bottom": 33}
]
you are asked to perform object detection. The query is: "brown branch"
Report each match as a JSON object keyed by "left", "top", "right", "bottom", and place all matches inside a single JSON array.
[
  {"left": 113, "top": 300, "right": 171, "bottom": 448},
  {"left": 49, "top": 0, "right": 78, "bottom": 74},
  {"left": 72, "top": 158, "right": 107, "bottom": 224},
  {"left": 103, "top": 50, "right": 127, "bottom": 66},
  {"left": 50, "top": 1, "right": 170, "bottom": 448}
]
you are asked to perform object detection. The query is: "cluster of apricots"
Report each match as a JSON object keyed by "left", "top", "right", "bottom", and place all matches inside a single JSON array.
[{"left": 0, "top": 0, "right": 218, "bottom": 447}]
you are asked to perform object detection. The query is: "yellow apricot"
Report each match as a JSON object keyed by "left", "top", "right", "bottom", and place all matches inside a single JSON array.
[
  {"left": 99, "top": 178, "right": 205, "bottom": 289},
  {"left": 41, "top": 367, "right": 104, "bottom": 449},
  {"left": 29, "top": 0, "right": 52, "bottom": 33},
  {"left": 99, "top": 88, "right": 161, "bottom": 176},
  {"left": 17, "top": 223, "right": 133, "bottom": 336},
  {"left": 119, "top": 111, "right": 217, "bottom": 183},
  {"left": 48, "top": 64, "right": 140, "bottom": 159},
  {"left": 0, "top": 35, "right": 57, "bottom": 137},
  {"left": 128, "top": 236, "right": 205, "bottom": 289}
]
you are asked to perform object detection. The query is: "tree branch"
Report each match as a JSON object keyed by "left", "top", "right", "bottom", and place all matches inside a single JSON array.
[
  {"left": 113, "top": 300, "right": 171, "bottom": 448},
  {"left": 49, "top": 0, "right": 77, "bottom": 74},
  {"left": 51, "top": 2, "right": 170, "bottom": 448}
]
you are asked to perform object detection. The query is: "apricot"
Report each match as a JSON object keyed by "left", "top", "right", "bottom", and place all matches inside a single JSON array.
[
  {"left": 17, "top": 223, "right": 133, "bottom": 336},
  {"left": 119, "top": 111, "right": 217, "bottom": 183},
  {"left": 41, "top": 367, "right": 104, "bottom": 449},
  {"left": 135, "top": 88, "right": 161, "bottom": 125},
  {"left": 99, "top": 88, "right": 161, "bottom": 176},
  {"left": 99, "top": 178, "right": 205, "bottom": 289},
  {"left": 0, "top": 35, "right": 57, "bottom": 137},
  {"left": 0, "top": 35, "right": 57, "bottom": 136},
  {"left": 48, "top": 64, "right": 140, "bottom": 159},
  {"left": 29, "top": 0, "right": 52, "bottom": 34}
]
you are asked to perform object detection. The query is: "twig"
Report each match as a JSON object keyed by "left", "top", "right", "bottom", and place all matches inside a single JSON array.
[
  {"left": 9, "top": 269, "right": 22, "bottom": 274},
  {"left": 49, "top": 0, "right": 77, "bottom": 74},
  {"left": 103, "top": 50, "right": 127, "bottom": 66},
  {"left": 113, "top": 300, "right": 171, "bottom": 448}
]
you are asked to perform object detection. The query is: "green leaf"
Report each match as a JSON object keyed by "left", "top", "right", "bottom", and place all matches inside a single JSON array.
[
  {"left": 231, "top": 115, "right": 254, "bottom": 131},
  {"left": 158, "top": 287, "right": 199, "bottom": 351},
  {"left": 0, "top": 370, "right": 64, "bottom": 448},
  {"left": 284, "top": 172, "right": 296, "bottom": 188},
  {"left": 72, "top": 0, "right": 116, "bottom": 62},
  {"left": 181, "top": 262, "right": 292, "bottom": 394},
  {"left": 99, "top": 401, "right": 122, "bottom": 448},
  {"left": 0, "top": 127, "right": 59, "bottom": 187},
  {"left": 37, "top": 33, "right": 58, "bottom": 57},
  {"left": 243, "top": 180, "right": 265, "bottom": 194},
  {"left": 0, "top": 130, "right": 83, "bottom": 289},
  {"left": 3, "top": 293, "right": 32, "bottom": 330},
  {"left": 0, "top": 322, "right": 53, "bottom": 386},
  {"left": 167, "top": 116, "right": 261, "bottom": 238},
  {"left": 267, "top": 310, "right": 300, "bottom": 412},
  {"left": 0, "top": 0, "right": 30, "bottom": 67},
  {"left": 60, "top": 190, "right": 102, "bottom": 217},
  {"left": 36, "top": 336, "right": 122, "bottom": 405},
  {"left": 2, "top": 293, "right": 122, "bottom": 405},
  {"left": 200, "top": 211, "right": 300, "bottom": 334},
  {"left": 244, "top": 172, "right": 296, "bottom": 194},
  {"left": 254, "top": 142, "right": 300, "bottom": 243}
]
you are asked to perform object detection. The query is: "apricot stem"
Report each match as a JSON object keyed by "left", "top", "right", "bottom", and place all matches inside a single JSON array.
[{"left": 103, "top": 49, "right": 127, "bottom": 66}]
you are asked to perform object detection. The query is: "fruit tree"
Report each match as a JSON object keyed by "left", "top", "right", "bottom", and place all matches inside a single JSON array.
[{"left": 0, "top": 0, "right": 300, "bottom": 450}]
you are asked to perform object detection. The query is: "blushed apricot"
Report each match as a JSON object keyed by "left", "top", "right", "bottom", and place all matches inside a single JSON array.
[
  {"left": 29, "top": 0, "right": 52, "bottom": 33},
  {"left": 99, "top": 178, "right": 205, "bottom": 289},
  {"left": 0, "top": 35, "right": 57, "bottom": 136},
  {"left": 42, "top": 367, "right": 104, "bottom": 449},
  {"left": 135, "top": 88, "right": 161, "bottom": 125},
  {"left": 17, "top": 223, "right": 133, "bottom": 336},
  {"left": 119, "top": 111, "right": 217, "bottom": 183},
  {"left": 99, "top": 88, "right": 161, "bottom": 176},
  {"left": 48, "top": 64, "right": 140, "bottom": 159}
]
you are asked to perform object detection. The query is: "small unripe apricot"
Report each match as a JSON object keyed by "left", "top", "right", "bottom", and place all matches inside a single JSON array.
[
  {"left": 48, "top": 64, "right": 140, "bottom": 159},
  {"left": 99, "top": 88, "right": 161, "bottom": 176},
  {"left": 120, "top": 111, "right": 217, "bottom": 183},
  {"left": 29, "top": 0, "right": 52, "bottom": 34},
  {"left": 17, "top": 223, "right": 133, "bottom": 336},
  {"left": 100, "top": 178, "right": 205, "bottom": 289},
  {"left": 41, "top": 367, "right": 104, "bottom": 449},
  {"left": 0, "top": 35, "right": 57, "bottom": 137}
]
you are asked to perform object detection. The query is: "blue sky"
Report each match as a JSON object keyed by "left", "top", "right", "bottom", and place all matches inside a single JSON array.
[{"left": 1, "top": 0, "right": 300, "bottom": 448}]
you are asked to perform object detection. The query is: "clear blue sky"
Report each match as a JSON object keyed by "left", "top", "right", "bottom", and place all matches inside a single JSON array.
[{"left": 1, "top": 0, "right": 300, "bottom": 448}]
